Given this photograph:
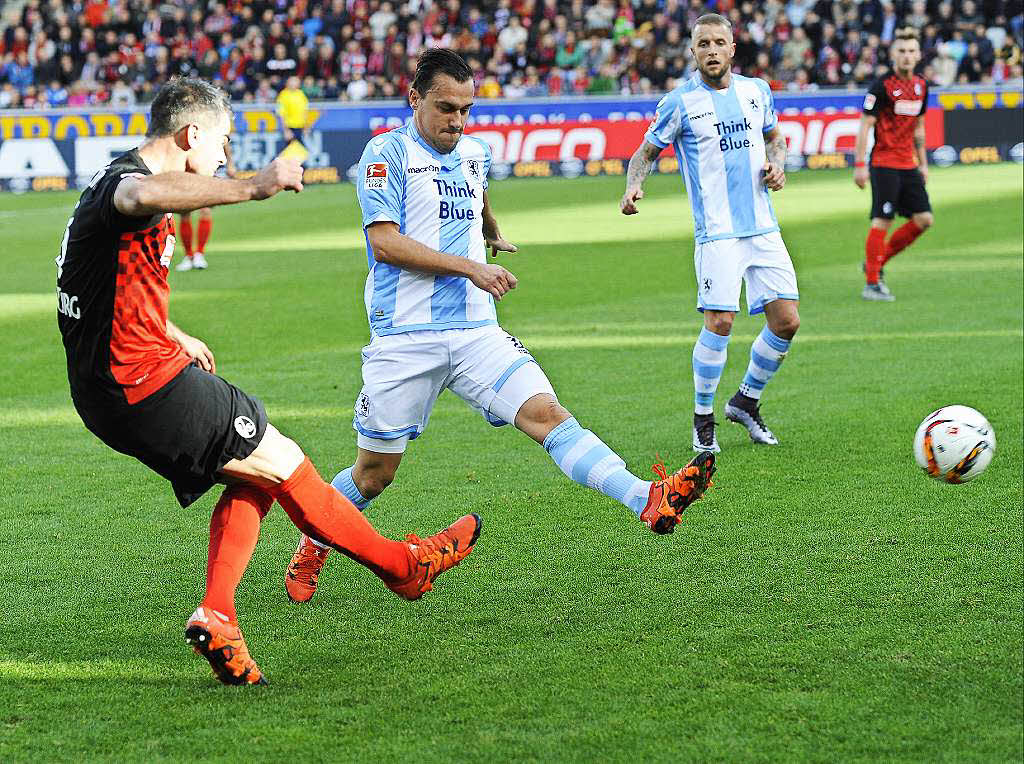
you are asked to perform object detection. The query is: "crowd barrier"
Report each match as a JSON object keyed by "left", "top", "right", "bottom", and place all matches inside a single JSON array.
[{"left": 0, "top": 84, "right": 1020, "bottom": 192}]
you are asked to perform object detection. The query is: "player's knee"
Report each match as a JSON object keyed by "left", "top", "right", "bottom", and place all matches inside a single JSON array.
[
  {"left": 774, "top": 313, "right": 800, "bottom": 339},
  {"left": 706, "top": 314, "right": 733, "bottom": 336},
  {"left": 914, "top": 212, "right": 933, "bottom": 230},
  {"left": 520, "top": 394, "right": 570, "bottom": 428},
  {"left": 357, "top": 467, "right": 395, "bottom": 499},
  {"left": 249, "top": 425, "right": 305, "bottom": 484}
]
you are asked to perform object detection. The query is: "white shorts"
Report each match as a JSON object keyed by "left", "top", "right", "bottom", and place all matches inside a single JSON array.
[
  {"left": 694, "top": 231, "right": 799, "bottom": 315},
  {"left": 352, "top": 324, "right": 556, "bottom": 453}
]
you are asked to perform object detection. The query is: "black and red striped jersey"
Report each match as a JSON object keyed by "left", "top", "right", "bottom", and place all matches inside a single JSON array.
[
  {"left": 862, "top": 70, "right": 929, "bottom": 169},
  {"left": 56, "top": 150, "right": 190, "bottom": 407}
]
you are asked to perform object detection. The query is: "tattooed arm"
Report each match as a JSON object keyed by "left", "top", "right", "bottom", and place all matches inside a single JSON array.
[
  {"left": 762, "top": 127, "right": 787, "bottom": 191},
  {"left": 620, "top": 141, "right": 663, "bottom": 215}
]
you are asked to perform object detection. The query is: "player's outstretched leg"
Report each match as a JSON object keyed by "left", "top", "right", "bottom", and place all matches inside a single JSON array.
[
  {"left": 269, "top": 456, "right": 480, "bottom": 601},
  {"left": 285, "top": 466, "right": 374, "bottom": 603},
  {"left": 535, "top": 407, "right": 714, "bottom": 534},
  {"left": 186, "top": 484, "right": 273, "bottom": 686}
]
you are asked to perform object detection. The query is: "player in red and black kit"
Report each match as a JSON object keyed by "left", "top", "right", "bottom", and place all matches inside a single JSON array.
[
  {"left": 853, "top": 28, "right": 935, "bottom": 301},
  {"left": 55, "top": 77, "right": 482, "bottom": 687}
]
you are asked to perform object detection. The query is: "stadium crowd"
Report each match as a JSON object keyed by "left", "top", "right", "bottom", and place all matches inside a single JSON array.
[{"left": 1, "top": 0, "right": 1022, "bottom": 108}]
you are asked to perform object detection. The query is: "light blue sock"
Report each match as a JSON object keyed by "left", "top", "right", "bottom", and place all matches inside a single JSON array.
[
  {"left": 331, "top": 466, "right": 372, "bottom": 510},
  {"left": 739, "top": 326, "right": 791, "bottom": 400},
  {"left": 692, "top": 327, "right": 731, "bottom": 415},
  {"left": 542, "top": 417, "right": 651, "bottom": 516}
]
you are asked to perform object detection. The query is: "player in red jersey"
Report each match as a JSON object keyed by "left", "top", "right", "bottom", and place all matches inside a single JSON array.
[
  {"left": 55, "top": 77, "right": 481, "bottom": 687},
  {"left": 853, "top": 28, "right": 934, "bottom": 301},
  {"left": 176, "top": 144, "right": 233, "bottom": 271}
]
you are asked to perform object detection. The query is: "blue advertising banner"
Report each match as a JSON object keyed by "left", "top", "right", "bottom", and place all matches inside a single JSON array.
[{"left": 0, "top": 86, "right": 1020, "bottom": 192}]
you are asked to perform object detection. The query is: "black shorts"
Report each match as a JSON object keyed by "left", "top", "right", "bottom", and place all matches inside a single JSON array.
[
  {"left": 73, "top": 364, "right": 268, "bottom": 508},
  {"left": 869, "top": 166, "right": 931, "bottom": 219}
]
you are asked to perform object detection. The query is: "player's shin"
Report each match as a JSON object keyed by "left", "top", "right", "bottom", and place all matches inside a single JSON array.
[
  {"left": 738, "top": 326, "right": 790, "bottom": 401},
  {"left": 180, "top": 217, "right": 194, "bottom": 258},
  {"left": 203, "top": 485, "right": 274, "bottom": 623},
  {"left": 883, "top": 220, "right": 924, "bottom": 264},
  {"left": 269, "top": 457, "right": 412, "bottom": 581},
  {"left": 693, "top": 327, "right": 730, "bottom": 415},
  {"left": 542, "top": 417, "right": 650, "bottom": 516},
  {"left": 302, "top": 466, "right": 376, "bottom": 551},
  {"left": 865, "top": 227, "right": 887, "bottom": 283},
  {"left": 197, "top": 217, "right": 212, "bottom": 253}
]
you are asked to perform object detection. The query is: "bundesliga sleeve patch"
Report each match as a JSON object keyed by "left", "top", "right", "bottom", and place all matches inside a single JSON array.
[
  {"left": 365, "top": 163, "right": 388, "bottom": 190},
  {"left": 863, "top": 93, "right": 876, "bottom": 111}
]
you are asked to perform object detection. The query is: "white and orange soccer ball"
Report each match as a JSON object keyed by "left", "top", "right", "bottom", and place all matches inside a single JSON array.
[{"left": 913, "top": 405, "right": 996, "bottom": 483}]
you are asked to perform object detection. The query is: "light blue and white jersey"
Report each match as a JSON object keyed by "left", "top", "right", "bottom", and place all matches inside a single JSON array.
[
  {"left": 645, "top": 73, "right": 780, "bottom": 244},
  {"left": 355, "top": 120, "right": 494, "bottom": 336}
]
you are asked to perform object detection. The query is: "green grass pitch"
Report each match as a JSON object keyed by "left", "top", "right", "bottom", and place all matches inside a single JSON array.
[{"left": 0, "top": 164, "right": 1021, "bottom": 761}]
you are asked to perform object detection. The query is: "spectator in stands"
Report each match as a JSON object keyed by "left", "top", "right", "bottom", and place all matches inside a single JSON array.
[{"left": 1, "top": 0, "right": 1022, "bottom": 107}]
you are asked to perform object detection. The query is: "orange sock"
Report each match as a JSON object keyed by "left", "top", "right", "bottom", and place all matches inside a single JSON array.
[
  {"left": 883, "top": 220, "right": 924, "bottom": 266},
  {"left": 269, "top": 458, "right": 412, "bottom": 581},
  {"left": 865, "top": 227, "right": 887, "bottom": 284},
  {"left": 202, "top": 485, "right": 274, "bottom": 623},
  {"left": 180, "top": 217, "right": 194, "bottom": 258},
  {"left": 197, "top": 217, "right": 212, "bottom": 253}
]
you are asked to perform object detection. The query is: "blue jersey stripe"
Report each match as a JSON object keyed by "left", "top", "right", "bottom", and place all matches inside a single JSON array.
[
  {"left": 711, "top": 88, "right": 757, "bottom": 235},
  {"left": 432, "top": 145, "right": 470, "bottom": 323}
]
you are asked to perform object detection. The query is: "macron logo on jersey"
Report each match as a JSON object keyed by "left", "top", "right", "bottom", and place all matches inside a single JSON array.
[{"left": 365, "top": 163, "right": 388, "bottom": 190}]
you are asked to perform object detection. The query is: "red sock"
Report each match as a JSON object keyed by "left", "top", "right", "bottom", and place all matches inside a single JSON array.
[
  {"left": 202, "top": 485, "right": 274, "bottom": 623},
  {"left": 269, "top": 458, "right": 412, "bottom": 581},
  {"left": 883, "top": 220, "right": 924, "bottom": 266},
  {"left": 197, "top": 217, "right": 212, "bottom": 253},
  {"left": 865, "top": 227, "right": 887, "bottom": 284},
  {"left": 179, "top": 217, "right": 194, "bottom": 258}
]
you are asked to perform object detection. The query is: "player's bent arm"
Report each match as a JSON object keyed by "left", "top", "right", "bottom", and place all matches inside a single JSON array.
[
  {"left": 114, "top": 158, "right": 303, "bottom": 216},
  {"left": 114, "top": 173, "right": 256, "bottom": 216},
  {"left": 367, "top": 222, "right": 477, "bottom": 277},
  {"left": 166, "top": 319, "right": 215, "bottom": 372},
  {"left": 367, "top": 222, "right": 517, "bottom": 300},
  {"left": 481, "top": 191, "right": 517, "bottom": 257},
  {"left": 481, "top": 191, "right": 501, "bottom": 242},
  {"left": 764, "top": 127, "right": 787, "bottom": 170},
  {"left": 761, "top": 127, "right": 787, "bottom": 191}
]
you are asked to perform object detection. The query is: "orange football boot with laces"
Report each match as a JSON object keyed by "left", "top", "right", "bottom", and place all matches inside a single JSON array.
[
  {"left": 185, "top": 607, "right": 267, "bottom": 686},
  {"left": 639, "top": 451, "right": 716, "bottom": 534},
  {"left": 285, "top": 535, "right": 331, "bottom": 603},
  {"left": 386, "top": 513, "right": 482, "bottom": 601}
]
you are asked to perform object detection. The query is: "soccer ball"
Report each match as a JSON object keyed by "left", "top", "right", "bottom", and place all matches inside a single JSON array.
[{"left": 913, "top": 405, "right": 996, "bottom": 483}]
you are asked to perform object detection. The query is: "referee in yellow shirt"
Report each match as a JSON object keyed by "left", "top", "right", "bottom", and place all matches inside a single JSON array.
[{"left": 276, "top": 76, "right": 310, "bottom": 146}]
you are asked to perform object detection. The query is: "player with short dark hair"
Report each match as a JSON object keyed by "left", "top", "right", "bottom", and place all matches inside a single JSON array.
[
  {"left": 283, "top": 49, "right": 715, "bottom": 604},
  {"left": 854, "top": 28, "right": 934, "bottom": 301},
  {"left": 55, "top": 76, "right": 481, "bottom": 687}
]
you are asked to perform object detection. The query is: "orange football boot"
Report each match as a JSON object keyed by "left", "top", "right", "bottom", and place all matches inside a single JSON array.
[
  {"left": 184, "top": 607, "right": 267, "bottom": 686},
  {"left": 386, "top": 513, "right": 482, "bottom": 601},
  {"left": 285, "top": 534, "right": 331, "bottom": 603},
  {"left": 639, "top": 451, "right": 716, "bottom": 534}
]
